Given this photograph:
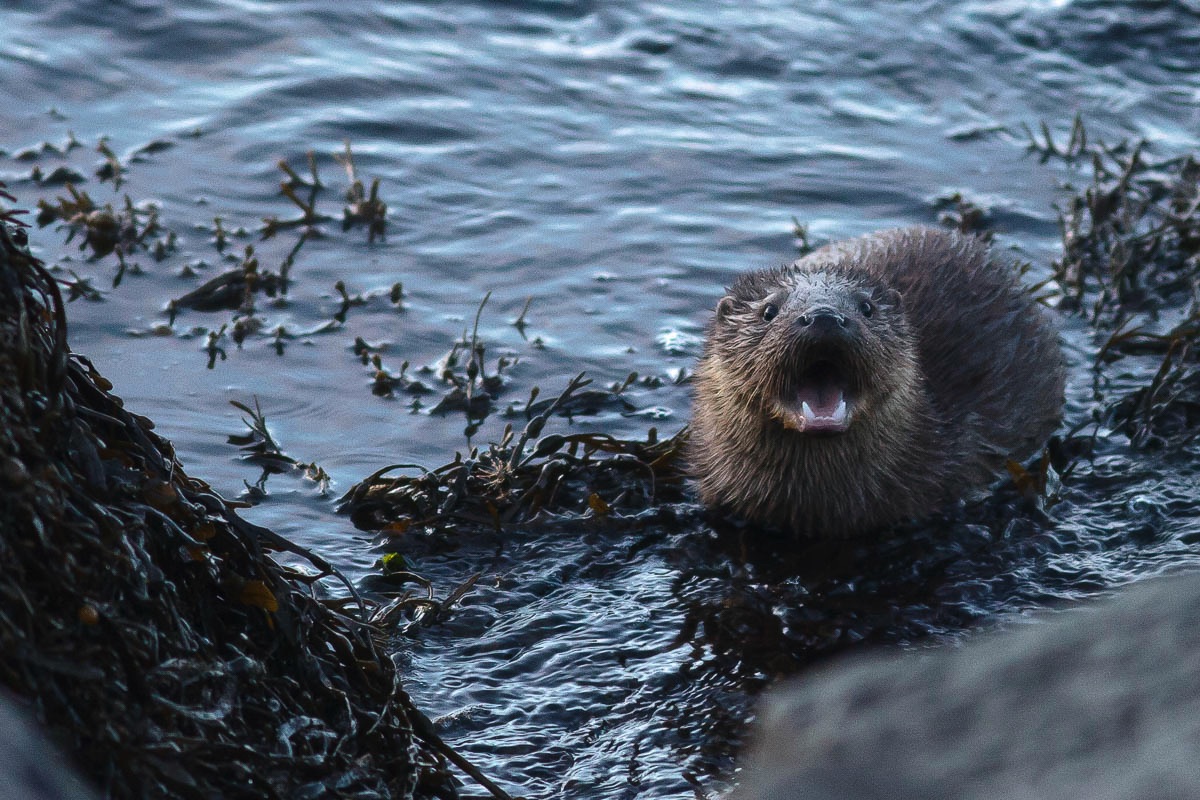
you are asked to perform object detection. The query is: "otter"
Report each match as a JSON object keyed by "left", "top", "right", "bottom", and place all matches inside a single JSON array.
[{"left": 689, "top": 227, "right": 1065, "bottom": 538}]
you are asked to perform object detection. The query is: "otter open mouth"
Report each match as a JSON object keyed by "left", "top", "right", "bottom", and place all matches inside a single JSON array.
[{"left": 776, "top": 359, "right": 854, "bottom": 434}]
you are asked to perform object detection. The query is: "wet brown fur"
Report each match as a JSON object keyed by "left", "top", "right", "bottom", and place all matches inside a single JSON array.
[{"left": 690, "top": 227, "right": 1066, "bottom": 537}]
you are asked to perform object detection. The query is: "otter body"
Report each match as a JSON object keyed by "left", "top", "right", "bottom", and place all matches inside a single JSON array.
[{"left": 690, "top": 227, "right": 1065, "bottom": 537}]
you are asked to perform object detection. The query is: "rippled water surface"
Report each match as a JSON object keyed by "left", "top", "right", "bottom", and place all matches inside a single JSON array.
[{"left": 5, "top": 1, "right": 1200, "bottom": 796}]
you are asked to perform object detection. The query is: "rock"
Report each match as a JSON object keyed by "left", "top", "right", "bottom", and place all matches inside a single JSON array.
[
  {"left": 731, "top": 574, "right": 1200, "bottom": 800},
  {"left": 0, "top": 692, "right": 96, "bottom": 800}
]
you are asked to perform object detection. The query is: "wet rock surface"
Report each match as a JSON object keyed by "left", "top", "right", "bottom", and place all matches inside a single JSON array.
[
  {"left": 0, "top": 691, "right": 97, "bottom": 800},
  {"left": 731, "top": 572, "right": 1200, "bottom": 800}
]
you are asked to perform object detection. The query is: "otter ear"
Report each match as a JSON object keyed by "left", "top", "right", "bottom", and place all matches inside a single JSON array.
[
  {"left": 716, "top": 295, "right": 738, "bottom": 320},
  {"left": 884, "top": 288, "right": 903, "bottom": 308}
]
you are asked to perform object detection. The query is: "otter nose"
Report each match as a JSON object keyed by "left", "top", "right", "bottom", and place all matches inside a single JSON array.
[{"left": 797, "top": 308, "right": 847, "bottom": 335}]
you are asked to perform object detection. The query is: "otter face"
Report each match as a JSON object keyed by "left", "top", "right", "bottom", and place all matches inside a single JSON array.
[{"left": 707, "top": 267, "right": 918, "bottom": 437}]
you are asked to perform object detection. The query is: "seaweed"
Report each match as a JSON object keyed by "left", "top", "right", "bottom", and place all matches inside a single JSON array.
[
  {"left": 170, "top": 244, "right": 282, "bottom": 316},
  {"left": 933, "top": 191, "right": 992, "bottom": 239},
  {"left": 157, "top": 144, "right": 390, "bottom": 362},
  {"left": 94, "top": 136, "right": 125, "bottom": 189},
  {"left": 367, "top": 354, "right": 434, "bottom": 400},
  {"left": 1042, "top": 121, "right": 1200, "bottom": 450},
  {"left": 334, "top": 279, "right": 368, "bottom": 323},
  {"left": 1053, "top": 142, "right": 1200, "bottom": 323},
  {"left": 791, "top": 216, "right": 814, "bottom": 255},
  {"left": 0, "top": 182, "right": 479, "bottom": 799},
  {"left": 425, "top": 294, "right": 511, "bottom": 426},
  {"left": 262, "top": 151, "right": 333, "bottom": 239},
  {"left": 511, "top": 296, "right": 533, "bottom": 337},
  {"left": 1022, "top": 112, "right": 1090, "bottom": 163},
  {"left": 35, "top": 185, "right": 165, "bottom": 284},
  {"left": 263, "top": 143, "right": 388, "bottom": 244},
  {"left": 1099, "top": 322, "right": 1200, "bottom": 449},
  {"left": 11, "top": 131, "right": 82, "bottom": 161},
  {"left": 227, "top": 397, "right": 332, "bottom": 499},
  {"left": 336, "top": 140, "right": 388, "bottom": 244},
  {"left": 167, "top": 235, "right": 313, "bottom": 362},
  {"left": 339, "top": 373, "right": 690, "bottom": 536},
  {"left": 32, "top": 163, "right": 88, "bottom": 186},
  {"left": 14, "top": 136, "right": 414, "bottom": 371}
]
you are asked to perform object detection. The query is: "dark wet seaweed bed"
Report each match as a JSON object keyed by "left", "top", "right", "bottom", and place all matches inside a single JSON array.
[{"left": 4, "top": 1, "right": 1200, "bottom": 797}]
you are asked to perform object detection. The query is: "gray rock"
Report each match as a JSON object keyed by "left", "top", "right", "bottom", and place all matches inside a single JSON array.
[
  {"left": 731, "top": 574, "right": 1200, "bottom": 800},
  {"left": 0, "top": 692, "right": 97, "bottom": 800}
]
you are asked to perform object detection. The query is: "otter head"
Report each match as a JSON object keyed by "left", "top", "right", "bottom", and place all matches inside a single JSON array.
[{"left": 706, "top": 264, "right": 922, "bottom": 439}]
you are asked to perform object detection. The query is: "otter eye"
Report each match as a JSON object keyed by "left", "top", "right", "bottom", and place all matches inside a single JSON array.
[
  {"left": 859, "top": 299, "right": 874, "bottom": 318},
  {"left": 761, "top": 302, "right": 779, "bottom": 322}
]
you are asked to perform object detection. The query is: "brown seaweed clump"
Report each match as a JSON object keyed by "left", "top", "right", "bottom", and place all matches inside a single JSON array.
[
  {"left": 1050, "top": 138, "right": 1200, "bottom": 448},
  {"left": 340, "top": 374, "right": 690, "bottom": 536},
  {"left": 0, "top": 185, "right": 459, "bottom": 798}
]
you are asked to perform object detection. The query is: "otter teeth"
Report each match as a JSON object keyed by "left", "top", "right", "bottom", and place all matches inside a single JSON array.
[
  {"left": 798, "top": 396, "right": 849, "bottom": 432},
  {"left": 801, "top": 398, "right": 848, "bottom": 424},
  {"left": 832, "top": 397, "right": 848, "bottom": 423}
]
